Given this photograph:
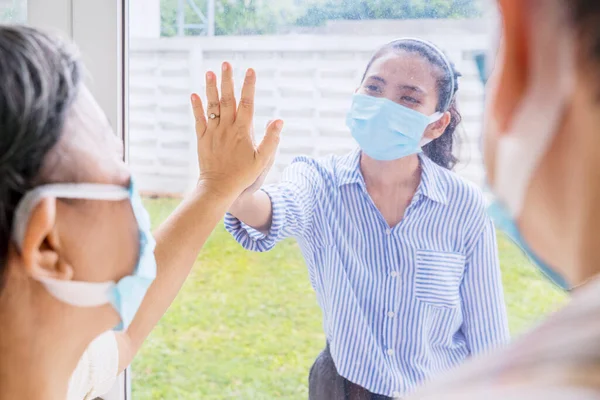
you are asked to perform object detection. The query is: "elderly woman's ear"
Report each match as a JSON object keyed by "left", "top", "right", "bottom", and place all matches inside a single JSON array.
[{"left": 17, "top": 197, "right": 73, "bottom": 282}]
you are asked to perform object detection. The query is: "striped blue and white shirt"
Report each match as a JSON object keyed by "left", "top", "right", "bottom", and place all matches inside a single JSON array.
[{"left": 225, "top": 149, "right": 510, "bottom": 398}]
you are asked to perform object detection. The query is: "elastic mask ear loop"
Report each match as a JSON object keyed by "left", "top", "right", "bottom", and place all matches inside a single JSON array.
[
  {"left": 429, "top": 112, "right": 443, "bottom": 123},
  {"left": 12, "top": 184, "right": 130, "bottom": 251},
  {"left": 420, "top": 112, "right": 445, "bottom": 147},
  {"left": 11, "top": 183, "right": 132, "bottom": 308}
]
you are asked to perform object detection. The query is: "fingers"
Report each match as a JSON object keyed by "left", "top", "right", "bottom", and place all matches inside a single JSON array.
[
  {"left": 219, "top": 62, "right": 236, "bottom": 124},
  {"left": 190, "top": 93, "right": 207, "bottom": 137},
  {"left": 236, "top": 68, "right": 256, "bottom": 127},
  {"left": 205, "top": 71, "right": 220, "bottom": 129},
  {"left": 256, "top": 120, "right": 284, "bottom": 168}
]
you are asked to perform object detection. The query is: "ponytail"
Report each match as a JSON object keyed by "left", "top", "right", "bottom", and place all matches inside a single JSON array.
[{"left": 422, "top": 98, "right": 461, "bottom": 170}]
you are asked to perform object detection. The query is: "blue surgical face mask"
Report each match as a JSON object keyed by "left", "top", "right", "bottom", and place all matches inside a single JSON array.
[
  {"left": 487, "top": 200, "right": 570, "bottom": 290},
  {"left": 12, "top": 178, "right": 157, "bottom": 330},
  {"left": 346, "top": 93, "right": 442, "bottom": 161}
]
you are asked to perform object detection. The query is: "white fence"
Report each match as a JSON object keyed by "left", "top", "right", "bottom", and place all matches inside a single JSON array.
[{"left": 129, "top": 34, "right": 487, "bottom": 195}]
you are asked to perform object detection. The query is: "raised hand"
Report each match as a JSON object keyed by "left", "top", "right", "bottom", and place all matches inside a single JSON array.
[{"left": 191, "top": 62, "right": 283, "bottom": 198}]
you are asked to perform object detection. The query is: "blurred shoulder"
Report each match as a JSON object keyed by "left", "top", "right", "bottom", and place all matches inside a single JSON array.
[{"left": 410, "top": 386, "right": 600, "bottom": 400}]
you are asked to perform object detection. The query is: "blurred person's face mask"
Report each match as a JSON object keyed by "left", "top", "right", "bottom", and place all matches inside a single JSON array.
[
  {"left": 12, "top": 179, "right": 157, "bottom": 329},
  {"left": 481, "top": 4, "right": 575, "bottom": 290},
  {"left": 346, "top": 93, "right": 442, "bottom": 161}
]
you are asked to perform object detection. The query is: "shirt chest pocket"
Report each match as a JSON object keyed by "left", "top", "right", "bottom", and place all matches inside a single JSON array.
[{"left": 414, "top": 249, "right": 466, "bottom": 308}]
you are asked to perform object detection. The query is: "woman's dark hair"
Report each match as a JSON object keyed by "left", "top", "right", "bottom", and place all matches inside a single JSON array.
[
  {"left": 360, "top": 38, "right": 462, "bottom": 170},
  {"left": 0, "top": 25, "right": 82, "bottom": 289},
  {"left": 570, "top": 0, "right": 600, "bottom": 72}
]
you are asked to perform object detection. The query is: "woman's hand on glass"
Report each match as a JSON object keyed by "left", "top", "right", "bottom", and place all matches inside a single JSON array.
[{"left": 191, "top": 62, "right": 283, "bottom": 199}]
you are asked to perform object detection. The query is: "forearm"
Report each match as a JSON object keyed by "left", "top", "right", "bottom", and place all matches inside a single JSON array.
[
  {"left": 228, "top": 190, "right": 273, "bottom": 234},
  {"left": 121, "top": 183, "right": 239, "bottom": 370},
  {"left": 115, "top": 331, "right": 133, "bottom": 373}
]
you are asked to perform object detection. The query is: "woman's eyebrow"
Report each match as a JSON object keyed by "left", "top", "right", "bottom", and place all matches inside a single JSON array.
[
  {"left": 398, "top": 84, "right": 427, "bottom": 95},
  {"left": 366, "top": 75, "right": 386, "bottom": 84}
]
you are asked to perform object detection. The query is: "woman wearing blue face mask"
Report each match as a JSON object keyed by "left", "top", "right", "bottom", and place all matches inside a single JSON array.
[
  {"left": 0, "top": 26, "right": 283, "bottom": 400},
  {"left": 405, "top": 0, "right": 600, "bottom": 399},
  {"left": 226, "top": 38, "right": 510, "bottom": 399}
]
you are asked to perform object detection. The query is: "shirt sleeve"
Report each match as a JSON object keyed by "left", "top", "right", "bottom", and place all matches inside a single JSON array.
[
  {"left": 67, "top": 330, "right": 119, "bottom": 400},
  {"left": 225, "top": 158, "right": 323, "bottom": 252},
  {"left": 460, "top": 218, "right": 511, "bottom": 355}
]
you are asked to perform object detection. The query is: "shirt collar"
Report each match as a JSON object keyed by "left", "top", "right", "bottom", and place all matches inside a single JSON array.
[
  {"left": 336, "top": 149, "right": 448, "bottom": 205},
  {"left": 418, "top": 153, "right": 448, "bottom": 205},
  {"left": 336, "top": 148, "right": 364, "bottom": 187}
]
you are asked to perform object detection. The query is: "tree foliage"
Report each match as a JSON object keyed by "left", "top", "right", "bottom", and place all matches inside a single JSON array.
[
  {"left": 296, "top": 0, "right": 482, "bottom": 27},
  {"left": 161, "top": 0, "right": 301, "bottom": 36},
  {"left": 160, "top": 0, "right": 482, "bottom": 36}
]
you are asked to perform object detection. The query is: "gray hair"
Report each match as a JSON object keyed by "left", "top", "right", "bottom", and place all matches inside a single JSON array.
[{"left": 0, "top": 25, "right": 82, "bottom": 289}]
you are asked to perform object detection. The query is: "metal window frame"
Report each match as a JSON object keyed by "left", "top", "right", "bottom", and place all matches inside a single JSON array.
[{"left": 27, "top": 0, "right": 130, "bottom": 399}]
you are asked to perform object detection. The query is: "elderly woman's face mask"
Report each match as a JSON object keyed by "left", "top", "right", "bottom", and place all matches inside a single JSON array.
[
  {"left": 481, "top": 3, "right": 576, "bottom": 290},
  {"left": 12, "top": 180, "right": 157, "bottom": 330}
]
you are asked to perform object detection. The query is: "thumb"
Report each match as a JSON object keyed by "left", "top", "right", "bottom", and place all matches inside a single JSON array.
[{"left": 256, "top": 119, "right": 283, "bottom": 166}]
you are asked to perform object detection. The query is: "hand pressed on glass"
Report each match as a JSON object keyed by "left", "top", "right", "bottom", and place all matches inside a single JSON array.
[{"left": 191, "top": 62, "right": 284, "bottom": 198}]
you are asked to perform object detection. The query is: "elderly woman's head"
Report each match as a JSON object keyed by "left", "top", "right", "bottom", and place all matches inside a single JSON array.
[
  {"left": 484, "top": 0, "right": 600, "bottom": 289},
  {"left": 0, "top": 26, "right": 152, "bottom": 337}
]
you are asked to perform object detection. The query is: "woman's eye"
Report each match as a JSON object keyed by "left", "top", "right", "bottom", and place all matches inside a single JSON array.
[
  {"left": 402, "top": 96, "right": 420, "bottom": 104},
  {"left": 366, "top": 85, "right": 381, "bottom": 93}
]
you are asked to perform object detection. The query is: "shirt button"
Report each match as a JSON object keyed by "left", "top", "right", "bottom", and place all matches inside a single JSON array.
[
  {"left": 387, "top": 348, "right": 395, "bottom": 356},
  {"left": 387, "top": 311, "right": 395, "bottom": 318},
  {"left": 390, "top": 271, "right": 398, "bottom": 278},
  {"left": 385, "top": 228, "right": 392, "bottom": 235}
]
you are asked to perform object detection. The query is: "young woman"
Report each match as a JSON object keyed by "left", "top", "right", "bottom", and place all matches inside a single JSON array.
[
  {"left": 407, "top": 0, "right": 600, "bottom": 399},
  {"left": 226, "top": 38, "right": 510, "bottom": 399},
  {"left": 0, "top": 25, "right": 282, "bottom": 400}
]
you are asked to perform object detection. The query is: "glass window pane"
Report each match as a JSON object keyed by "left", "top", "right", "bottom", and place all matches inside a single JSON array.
[
  {"left": 0, "top": 0, "right": 26, "bottom": 23},
  {"left": 127, "top": 1, "right": 566, "bottom": 398}
]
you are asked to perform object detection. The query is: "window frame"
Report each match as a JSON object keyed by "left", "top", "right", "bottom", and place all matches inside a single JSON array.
[{"left": 27, "top": 1, "right": 130, "bottom": 399}]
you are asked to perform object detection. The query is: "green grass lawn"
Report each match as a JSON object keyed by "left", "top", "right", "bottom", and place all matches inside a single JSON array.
[{"left": 132, "top": 198, "right": 567, "bottom": 400}]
